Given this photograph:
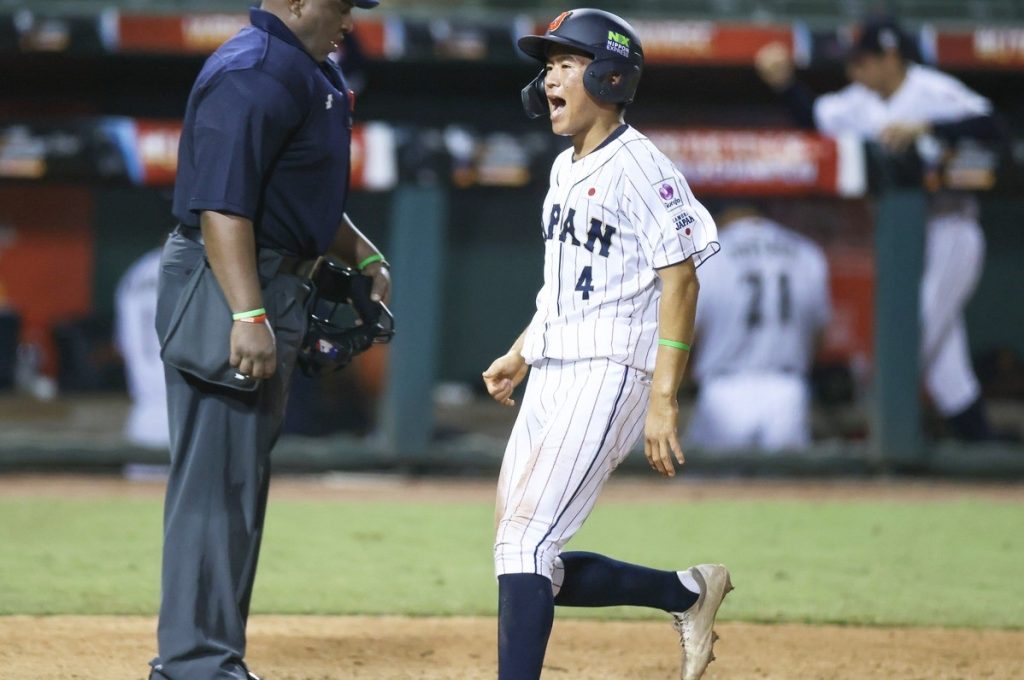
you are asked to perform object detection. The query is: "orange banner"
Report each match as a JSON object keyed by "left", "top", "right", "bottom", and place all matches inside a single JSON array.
[
  {"left": 646, "top": 129, "right": 859, "bottom": 197},
  {"left": 0, "top": 187, "right": 94, "bottom": 375},
  {"left": 634, "top": 21, "right": 792, "bottom": 65},
  {"left": 934, "top": 28, "right": 1024, "bottom": 70},
  {"left": 117, "top": 13, "right": 386, "bottom": 57},
  {"left": 134, "top": 120, "right": 180, "bottom": 187}
]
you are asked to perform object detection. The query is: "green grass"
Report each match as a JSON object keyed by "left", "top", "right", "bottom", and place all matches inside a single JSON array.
[{"left": 0, "top": 495, "right": 1021, "bottom": 628}]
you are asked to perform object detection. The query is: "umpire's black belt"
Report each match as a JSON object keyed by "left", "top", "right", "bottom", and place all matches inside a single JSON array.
[{"left": 173, "top": 224, "right": 319, "bottom": 279}]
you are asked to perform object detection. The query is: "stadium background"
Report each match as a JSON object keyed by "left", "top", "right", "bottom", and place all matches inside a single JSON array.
[{"left": 0, "top": 1, "right": 1023, "bottom": 678}]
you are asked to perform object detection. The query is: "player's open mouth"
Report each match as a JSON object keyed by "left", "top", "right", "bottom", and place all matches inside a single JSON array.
[{"left": 548, "top": 96, "right": 566, "bottom": 117}]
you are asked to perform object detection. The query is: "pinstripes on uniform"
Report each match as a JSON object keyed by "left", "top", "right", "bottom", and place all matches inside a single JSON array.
[
  {"left": 494, "top": 358, "right": 651, "bottom": 577},
  {"left": 495, "top": 127, "right": 719, "bottom": 579},
  {"left": 522, "top": 125, "right": 719, "bottom": 374}
]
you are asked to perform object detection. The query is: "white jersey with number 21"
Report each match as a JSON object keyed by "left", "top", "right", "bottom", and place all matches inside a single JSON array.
[{"left": 521, "top": 125, "right": 719, "bottom": 373}]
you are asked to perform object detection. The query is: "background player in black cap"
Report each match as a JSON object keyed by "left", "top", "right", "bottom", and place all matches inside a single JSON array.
[{"left": 755, "top": 15, "right": 1004, "bottom": 441}]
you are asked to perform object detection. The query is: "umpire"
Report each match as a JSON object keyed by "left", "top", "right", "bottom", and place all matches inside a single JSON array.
[{"left": 149, "top": 1, "right": 388, "bottom": 679}]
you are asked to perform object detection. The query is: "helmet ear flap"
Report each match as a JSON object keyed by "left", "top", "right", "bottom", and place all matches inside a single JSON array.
[
  {"left": 521, "top": 69, "right": 549, "bottom": 119},
  {"left": 584, "top": 59, "right": 641, "bottom": 105}
]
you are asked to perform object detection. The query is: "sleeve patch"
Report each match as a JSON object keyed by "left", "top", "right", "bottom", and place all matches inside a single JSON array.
[
  {"left": 673, "top": 209, "right": 697, "bottom": 234},
  {"left": 652, "top": 177, "right": 685, "bottom": 213}
]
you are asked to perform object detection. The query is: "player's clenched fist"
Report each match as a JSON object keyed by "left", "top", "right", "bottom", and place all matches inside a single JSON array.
[
  {"left": 755, "top": 42, "right": 795, "bottom": 91},
  {"left": 482, "top": 353, "right": 529, "bottom": 407}
]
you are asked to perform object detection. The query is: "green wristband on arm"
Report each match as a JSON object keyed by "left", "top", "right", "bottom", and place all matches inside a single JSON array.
[
  {"left": 232, "top": 308, "right": 266, "bottom": 321},
  {"left": 658, "top": 339, "right": 691, "bottom": 352},
  {"left": 357, "top": 253, "right": 386, "bottom": 271}
]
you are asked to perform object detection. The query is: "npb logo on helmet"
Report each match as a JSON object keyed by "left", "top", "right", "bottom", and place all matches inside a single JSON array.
[
  {"left": 548, "top": 11, "right": 571, "bottom": 32},
  {"left": 606, "top": 30, "right": 630, "bottom": 57}
]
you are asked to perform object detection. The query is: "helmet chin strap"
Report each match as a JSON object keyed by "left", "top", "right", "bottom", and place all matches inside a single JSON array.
[{"left": 521, "top": 70, "right": 549, "bottom": 119}]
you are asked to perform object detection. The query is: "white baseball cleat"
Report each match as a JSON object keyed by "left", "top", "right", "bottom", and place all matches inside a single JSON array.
[{"left": 671, "top": 563, "right": 733, "bottom": 680}]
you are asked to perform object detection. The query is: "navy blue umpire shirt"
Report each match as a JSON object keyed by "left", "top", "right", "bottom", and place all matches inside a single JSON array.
[{"left": 173, "top": 8, "right": 353, "bottom": 258}]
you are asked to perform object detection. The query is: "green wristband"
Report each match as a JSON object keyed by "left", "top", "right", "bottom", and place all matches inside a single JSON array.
[
  {"left": 658, "top": 339, "right": 691, "bottom": 352},
  {"left": 357, "top": 253, "right": 386, "bottom": 271},
  {"left": 232, "top": 308, "right": 266, "bottom": 321}
]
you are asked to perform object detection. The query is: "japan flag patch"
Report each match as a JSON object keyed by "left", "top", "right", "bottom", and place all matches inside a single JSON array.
[{"left": 673, "top": 208, "right": 699, "bottom": 241}]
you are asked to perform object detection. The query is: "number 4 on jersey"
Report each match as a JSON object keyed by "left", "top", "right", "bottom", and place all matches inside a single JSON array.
[{"left": 575, "top": 266, "right": 595, "bottom": 300}]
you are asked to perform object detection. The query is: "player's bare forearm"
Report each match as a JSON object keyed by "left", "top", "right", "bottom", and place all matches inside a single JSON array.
[
  {"left": 507, "top": 326, "right": 529, "bottom": 360},
  {"left": 644, "top": 258, "right": 699, "bottom": 477},
  {"left": 329, "top": 213, "right": 391, "bottom": 303},
  {"left": 201, "top": 211, "right": 263, "bottom": 313},
  {"left": 652, "top": 258, "right": 699, "bottom": 399}
]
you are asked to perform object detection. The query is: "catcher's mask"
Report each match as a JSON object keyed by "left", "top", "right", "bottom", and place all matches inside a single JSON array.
[{"left": 298, "top": 259, "right": 394, "bottom": 377}]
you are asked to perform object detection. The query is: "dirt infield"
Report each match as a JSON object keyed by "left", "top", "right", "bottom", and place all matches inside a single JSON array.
[
  {"left": 1, "top": 614, "right": 1022, "bottom": 680},
  {"left": 3, "top": 475, "right": 1023, "bottom": 679}
]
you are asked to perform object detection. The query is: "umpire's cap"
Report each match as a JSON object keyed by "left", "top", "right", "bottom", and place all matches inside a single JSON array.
[
  {"left": 518, "top": 8, "right": 644, "bottom": 106},
  {"left": 354, "top": 0, "right": 380, "bottom": 8}
]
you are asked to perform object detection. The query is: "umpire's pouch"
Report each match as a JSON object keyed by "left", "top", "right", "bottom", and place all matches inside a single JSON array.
[{"left": 156, "top": 228, "right": 312, "bottom": 392}]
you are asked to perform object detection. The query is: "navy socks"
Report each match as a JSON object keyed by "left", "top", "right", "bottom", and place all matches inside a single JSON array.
[
  {"left": 497, "top": 573, "right": 554, "bottom": 680},
  {"left": 497, "top": 553, "right": 698, "bottom": 678},
  {"left": 554, "top": 551, "right": 699, "bottom": 612}
]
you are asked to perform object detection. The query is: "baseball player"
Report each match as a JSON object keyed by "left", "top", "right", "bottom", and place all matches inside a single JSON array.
[
  {"left": 114, "top": 246, "right": 169, "bottom": 449},
  {"left": 482, "top": 10, "right": 730, "bottom": 680},
  {"left": 755, "top": 15, "right": 1002, "bottom": 440},
  {"left": 686, "top": 207, "right": 831, "bottom": 451}
]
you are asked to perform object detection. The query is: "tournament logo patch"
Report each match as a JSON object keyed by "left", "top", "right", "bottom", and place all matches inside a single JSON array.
[
  {"left": 548, "top": 11, "right": 571, "bottom": 32},
  {"left": 654, "top": 179, "right": 684, "bottom": 211}
]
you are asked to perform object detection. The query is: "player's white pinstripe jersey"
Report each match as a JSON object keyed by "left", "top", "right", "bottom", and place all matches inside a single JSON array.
[
  {"left": 814, "top": 63, "right": 990, "bottom": 220},
  {"left": 692, "top": 217, "right": 830, "bottom": 381},
  {"left": 521, "top": 125, "right": 719, "bottom": 373},
  {"left": 813, "top": 64, "right": 992, "bottom": 139}
]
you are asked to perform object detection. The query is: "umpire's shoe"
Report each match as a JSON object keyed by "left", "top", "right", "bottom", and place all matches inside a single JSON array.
[
  {"left": 149, "top": 669, "right": 262, "bottom": 680},
  {"left": 671, "top": 563, "right": 733, "bottom": 680}
]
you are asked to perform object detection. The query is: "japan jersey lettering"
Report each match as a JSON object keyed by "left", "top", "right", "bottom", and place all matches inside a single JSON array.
[{"left": 521, "top": 125, "right": 719, "bottom": 372}]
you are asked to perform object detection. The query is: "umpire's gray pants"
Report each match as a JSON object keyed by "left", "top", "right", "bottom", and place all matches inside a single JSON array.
[{"left": 150, "top": 233, "right": 309, "bottom": 680}]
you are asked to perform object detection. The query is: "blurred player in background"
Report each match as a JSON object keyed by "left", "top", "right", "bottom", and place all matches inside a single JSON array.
[
  {"left": 483, "top": 10, "right": 730, "bottom": 680},
  {"left": 115, "top": 247, "right": 169, "bottom": 449},
  {"left": 686, "top": 206, "right": 830, "bottom": 452},
  {"left": 756, "top": 16, "right": 1002, "bottom": 441}
]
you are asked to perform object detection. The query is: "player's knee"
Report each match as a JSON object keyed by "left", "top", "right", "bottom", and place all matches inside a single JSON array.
[{"left": 493, "top": 534, "right": 561, "bottom": 582}]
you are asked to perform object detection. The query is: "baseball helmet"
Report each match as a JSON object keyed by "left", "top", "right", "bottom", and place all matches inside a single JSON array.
[
  {"left": 518, "top": 8, "right": 644, "bottom": 119},
  {"left": 297, "top": 260, "right": 394, "bottom": 378}
]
